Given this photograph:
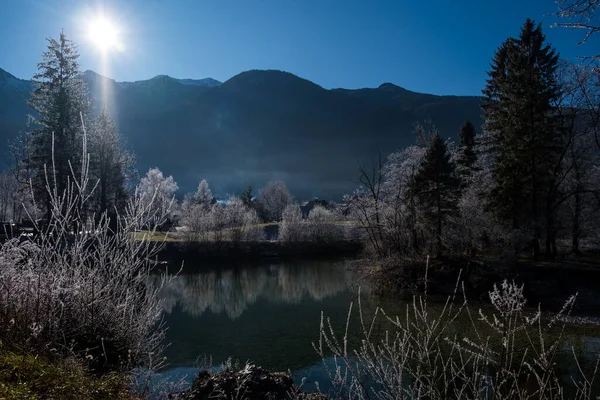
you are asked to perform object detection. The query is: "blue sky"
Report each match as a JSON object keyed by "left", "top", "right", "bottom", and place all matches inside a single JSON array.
[{"left": 0, "top": 0, "right": 593, "bottom": 95}]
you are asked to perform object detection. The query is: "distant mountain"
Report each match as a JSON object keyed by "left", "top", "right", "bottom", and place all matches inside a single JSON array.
[
  {"left": 115, "top": 75, "right": 221, "bottom": 89},
  {"left": 0, "top": 69, "right": 33, "bottom": 166},
  {"left": 0, "top": 67, "right": 482, "bottom": 199},
  {"left": 173, "top": 77, "right": 221, "bottom": 87}
]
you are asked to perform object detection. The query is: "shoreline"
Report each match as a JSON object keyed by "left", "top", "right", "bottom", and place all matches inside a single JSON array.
[{"left": 156, "top": 240, "right": 364, "bottom": 264}]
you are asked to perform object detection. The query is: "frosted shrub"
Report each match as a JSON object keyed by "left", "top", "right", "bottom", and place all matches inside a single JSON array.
[
  {"left": 179, "top": 195, "right": 264, "bottom": 243},
  {"left": 279, "top": 204, "right": 305, "bottom": 242},
  {"left": 315, "top": 271, "right": 599, "bottom": 399},
  {"left": 258, "top": 180, "right": 293, "bottom": 222},
  {"left": 488, "top": 280, "right": 526, "bottom": 316},
  {"left": 209, "top": 204, "right": 227, "bottom": 243},
  {"left": 280, "top": 204, "right": 345, "bottom": 243},
  {"left": 305, "top": 205, "right": 341, "bottom": 243},
  {"left": 0, "top": 128, "right": 176, "bottom": 371},
  {"left": 223, "top": 196, "right": 264, "bottom": 243},
  {"left": 240, "top": 207, "right": 265, "bottom": 242},
  {"left": 179, "top": 201, "right": 212, "bottom": 241},
  {"left": 178, "top": 179, "right": 215, "bottom": 241}
]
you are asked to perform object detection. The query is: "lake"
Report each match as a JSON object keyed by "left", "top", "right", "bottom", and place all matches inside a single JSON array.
[
  {"left": 153, "top": 257, "right": 360, "bottom": 392},
  {"left": 152, "top": 257, "right": 600, "bottom": 397}
]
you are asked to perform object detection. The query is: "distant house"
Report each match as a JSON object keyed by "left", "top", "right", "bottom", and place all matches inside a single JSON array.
[{"left": 300, "top": 198, "right": 329, "bottom": 218}]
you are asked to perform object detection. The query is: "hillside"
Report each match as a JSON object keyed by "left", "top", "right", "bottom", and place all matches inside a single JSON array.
[{"left": 0, "top": 67, "right": 482, "bottom": 199}]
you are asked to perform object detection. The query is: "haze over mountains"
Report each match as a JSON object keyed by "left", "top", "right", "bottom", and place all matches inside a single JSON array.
[{"left": 0, "top": 67, "right": 482, "bottom": 199}]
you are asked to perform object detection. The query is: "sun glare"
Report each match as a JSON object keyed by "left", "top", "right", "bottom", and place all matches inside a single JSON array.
[{"left": 88, "top": 17, "right": 120, "bottom": 52}]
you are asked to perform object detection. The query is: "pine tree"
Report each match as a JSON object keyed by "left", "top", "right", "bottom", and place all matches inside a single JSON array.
[
  {"left": 410, "top": 133, "right": 459, "bottom": 255},
  {"left": 24, "top": 31, "right": 90, "bottom": 221},
  {"left": 482, "top": 19, "right": 562, "bottom": 259}
]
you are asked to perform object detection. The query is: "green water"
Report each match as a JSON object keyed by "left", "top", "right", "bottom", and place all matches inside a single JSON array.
[
  {"left": 154, "top": 257, "right": 600, "bottom": 396},
  {"left": 155, "top": 258, "right": 361, "bottom": 388}
]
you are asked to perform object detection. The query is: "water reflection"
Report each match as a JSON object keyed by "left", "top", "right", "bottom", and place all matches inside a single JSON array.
[
  {"left": 158, "top": 259, "right": 361, "bottom": 372},
  {"left": 158, "top": 259, "right": 351, "bottom": 319}
]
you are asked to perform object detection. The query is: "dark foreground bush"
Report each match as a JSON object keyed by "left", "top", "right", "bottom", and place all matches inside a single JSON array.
[{"left": 169, "top": 364, "right": 327, "bottom": 400}]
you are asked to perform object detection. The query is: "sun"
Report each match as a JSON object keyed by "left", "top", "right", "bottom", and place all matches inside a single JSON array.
[{"left": 88, "top": 17, "right": 119, "bottom": 52}]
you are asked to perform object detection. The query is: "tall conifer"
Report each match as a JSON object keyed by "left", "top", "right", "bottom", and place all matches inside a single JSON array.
[
  {"left": 411, "top": 133, "right": 459, "bottom": 255},
  {"left": 482, "top": 19, "right": 562, "bottom": 258},
  {"left": 25, "top": 31, "right": 90, "bottom": 220}
]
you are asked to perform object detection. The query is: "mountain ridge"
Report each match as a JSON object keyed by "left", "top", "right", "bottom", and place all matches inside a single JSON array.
[
  {"left": 0, "top": 66, "right": 482, "bottom": 199},
  {"left": 1, "top": 67, "right": 451, "bottom": 97}
]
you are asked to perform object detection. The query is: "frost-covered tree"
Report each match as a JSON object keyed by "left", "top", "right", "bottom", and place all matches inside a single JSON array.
[
  {"left": 454, "top": 137, "right": 513, "bottom": 253},
  {"left": 0, "top": 172, "right": 19, "bottom": 222},
  {"left": 136, "top": 168, "right": 178, "bottom": 229},
  {"left": 343, "top": 157, "right": 385, "bottom": 256},
  {"left": 20, "top": 31, "right": 91, "bottom": 221},
  {"left": 88, "top": 110, "right": 134, "bottom": 217},
  {"left": 258, "top": 180, "right": 293, "bottom": 222},
  {"left": 456, "top": 120, "right": 478, "bottom": 185},
  {"left": 381, "top": 145, "right": 426, "bottom": 254},
  {"left": 179, "top": 179, "right": 215, "bottom": 240},
  {"left": 194, "top": 179, "right": 214, "bottom": 209},
  {"left": 554, "top": 62, "right": 600, "bottom": 254},
  {"left": 410, "top": 133, "right": 460, "bottom": 255},
  {"left": 555, "top": 0, "right": 600, "bottom": 61},
  {"left": 0, "top": 171, "right": 35, "bottom": 223},
  {"left": 345, "top": 122, "right": 438, "bottom": 257}
]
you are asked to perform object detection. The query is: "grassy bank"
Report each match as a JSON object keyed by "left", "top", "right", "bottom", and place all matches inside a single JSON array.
[{"left": 0, "top": 345, "right": 135, "bottom": 400}]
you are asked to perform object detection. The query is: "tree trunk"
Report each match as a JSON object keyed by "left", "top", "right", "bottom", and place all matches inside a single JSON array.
[
  {"left": 545, "top": 212, "right": 555, "bottom": 259},
  {"left": 436, "top": 192, "right": 442, "bottom": 256},
  {"left": 100, "top": 176, "right": 107, "bottom": 215},
  {"left": 572, "top": 190, "right": 582, "bottom": 255},
  {"left": 532, "top": 236, "right": 540, "bottom": 260}
]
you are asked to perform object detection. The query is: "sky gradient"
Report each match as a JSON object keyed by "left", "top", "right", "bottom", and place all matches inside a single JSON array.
[{"left": 0, "top": 0, "right": 593, "bottom": 96}]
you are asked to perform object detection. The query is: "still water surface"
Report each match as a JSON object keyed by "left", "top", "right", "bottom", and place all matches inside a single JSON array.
[
  {"left": 156, "top": 258, "right": 359, "bottom": 389},
  {"left": 153, "top": 257, "right": 600, "bottom": 395}
]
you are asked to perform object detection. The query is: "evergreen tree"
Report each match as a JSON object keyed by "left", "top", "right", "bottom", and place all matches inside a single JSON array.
[
  {"left": 410, "top": 133, "right": 459, "bottom": 255},
  {"left": 241, "top": 186, "right": 253, "bottom": 208},
  {"left": 195, "top": 179, "right": 214, "bottom": 210},
  {"left": 482, "top": 19, "right": 562, "bottom": 259},
  {"left": 456, "top": 120, "right": 478, "bottom": 184},
  {"left": 24, "top": 31, "right": 90, "bottom": 221}
]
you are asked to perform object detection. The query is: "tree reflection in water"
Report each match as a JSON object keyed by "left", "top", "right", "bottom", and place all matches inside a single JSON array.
[{"left": 157, "top": 259, "right": 352, "bottom": 319}]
